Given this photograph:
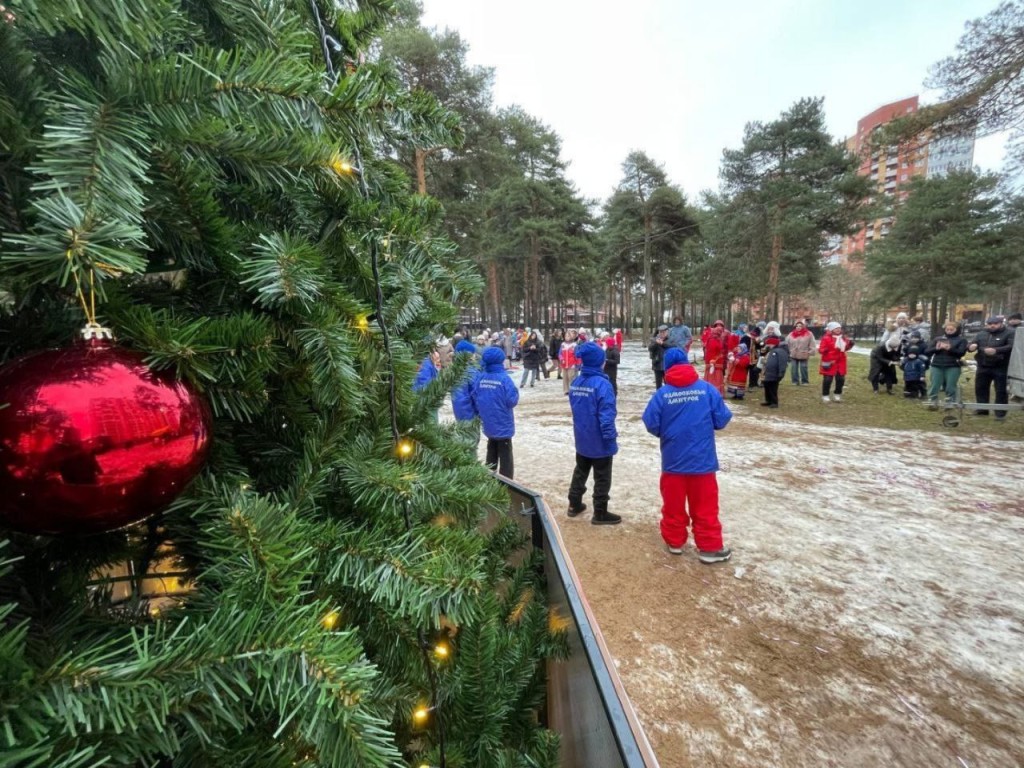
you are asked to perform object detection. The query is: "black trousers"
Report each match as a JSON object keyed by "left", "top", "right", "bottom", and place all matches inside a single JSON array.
[
  {"left": 763, "top": 380, "right": 780, "bottom": 406},
  {"left": 485, "top": 438, "right": 514, "bottom": 479},
  {"left": 606, "top": 368, "right": 618, "bottom": 396},
  {"left": 974, "top": 366, "right": 1009, "bottom": 417},
  {"left": 748, "top": 365, "right": 760, "bottom": 388},
  {"left": 568, "top": 454, "right": 613, "bottom": 513},
  {"left": 654, "top": 369, "right": 664, "bottom": 388}
]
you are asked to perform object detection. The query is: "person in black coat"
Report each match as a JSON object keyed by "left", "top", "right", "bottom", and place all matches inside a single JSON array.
[
  {"left": 966, "top": 316, "right": 1016, "bottom": 418},
  {"left": 649, "top": 325, "right": 669, "bottom": 388},
  {"left": 868, "top": 340, "right": 901, "bottom": 394},
  {"left": 601, "top": 333, "right": 621, "bottom": 395},
  {"left": 548, "top": 331, "right": 563, "bottom": 379},
  {"left": 520, "top": 331, "right": 544, "bottom": 388},
  {"left": 760, "top": 340, "right": 789, "bottom": 409},
  {"left": 924, "top": 320, "right": 968, "bottom": 407}
]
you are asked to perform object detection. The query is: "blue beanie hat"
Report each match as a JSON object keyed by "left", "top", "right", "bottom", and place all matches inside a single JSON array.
[
  {"left": 577, "top": 341, "right": 605, "bottom": 370},
  {"left": 481, "top": 346, "right": 506, "bottom": 371},
  {"left": 455, "top": 340, "right": 476, "bottom": 355},
  {"left": 664, "top": 348, "right": 689, "bottom": 369}
]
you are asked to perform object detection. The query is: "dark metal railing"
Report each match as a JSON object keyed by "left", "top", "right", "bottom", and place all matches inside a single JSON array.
[{"left": 497, "top": 476, "right": 660, "bottom": 768}]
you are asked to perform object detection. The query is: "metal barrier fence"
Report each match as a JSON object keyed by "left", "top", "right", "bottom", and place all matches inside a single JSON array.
[{"left": 498, "top": 476, "right": 660, "bottom": 768}]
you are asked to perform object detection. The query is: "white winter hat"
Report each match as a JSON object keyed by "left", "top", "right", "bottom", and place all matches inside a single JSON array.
[
  {"left": 825, "top": 321, "right": 842, "bottom": 332},
  {"left": 765, "top": 321, "right": 781, "bottom": 334},
  {"left": 896, "top": 312, "right": 908, "bottom": 321}
]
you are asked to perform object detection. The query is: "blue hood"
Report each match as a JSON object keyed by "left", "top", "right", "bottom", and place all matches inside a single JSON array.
[
  {"left": 482, "top": 346, "right": 506, "bottom": 372},
  {"left": 455, "top": 340, "right": 477, "bottom": 355},
  {"left": 577, "top": 341, "right": 606, "bottom": 374},
  {"left": 664, "top": 347, "right": 689, "bottom": 369}
]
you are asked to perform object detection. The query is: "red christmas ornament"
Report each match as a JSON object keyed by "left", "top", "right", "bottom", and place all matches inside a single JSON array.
[{"left": 0, "top": 334, "right": 211, "bottom": 535}]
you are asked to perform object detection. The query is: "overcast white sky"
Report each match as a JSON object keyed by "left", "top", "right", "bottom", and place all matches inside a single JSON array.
[{"left": 419, "top": 0, "right": 1008, "bottom": 204}]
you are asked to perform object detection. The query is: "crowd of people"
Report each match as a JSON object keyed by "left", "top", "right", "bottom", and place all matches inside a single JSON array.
[
  {"left": 649, "top": 313, "right": 1021, "bottom": 417},
  {"left": 410, "top": 310, "right": 1020, "bottom": 564}
]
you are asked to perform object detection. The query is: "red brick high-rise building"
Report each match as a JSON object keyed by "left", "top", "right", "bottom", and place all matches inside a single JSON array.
[{"left": 829, "top": 96, "right": 928, "bottom": 267}]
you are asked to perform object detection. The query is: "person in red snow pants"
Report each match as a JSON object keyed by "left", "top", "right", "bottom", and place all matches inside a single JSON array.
[{"left": 642, "top": 347, "right": 734, "bottom": 564}]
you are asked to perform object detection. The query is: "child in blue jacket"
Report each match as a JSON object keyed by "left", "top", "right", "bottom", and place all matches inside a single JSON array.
[
  {"left": 451, "top": 339, "right": 481, "bottom": 444},
  {"left": 567, "top": 342, "right": 621, "bottom": 525},
  {"left": 901, "top": 344, "right": 929, "bottom": 399},
  {"left": 642, "top": 348, "right": 733, "bottom": 563},
  {"left": 471, "top": 346, "right": 518, "bottom": 478},
  {"left": 565, "top": 346, "right": 618, "bottom": 528}
]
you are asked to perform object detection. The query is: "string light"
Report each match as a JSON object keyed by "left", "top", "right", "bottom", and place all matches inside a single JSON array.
[
  {"left": 321, "top": 609, "right": 341, "bottom": 631},
  {"left": 396, "top": 438, "right": 415, "bottom": 459},
  {"left": 311, "top": 13, "right": 446, "bottom": 764},
  {"left": 433, "top": 639, "right": 451, "bottom": 661},
  {"left": 355, "top": 314, "right": 369, "bottom": 331},
  {"left": 412, "top": 705, "right": 433, "bottom": 726}
]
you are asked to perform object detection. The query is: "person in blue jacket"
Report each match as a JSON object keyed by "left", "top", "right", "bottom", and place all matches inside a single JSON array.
[
  {"left": 471, "top": 346, "right": 518, "bottom": 478},
  {"left": 567, "top": 342, "right": 621, "bottom": 525},
  {"left": 413, "top": 348, "right": 440, "bottom": 392},
  {"left": 642, "top": 347, "right": 733, "bottom": 563},
  {"left": 451, "top": 339, "right": 481, "bottom": 444}
]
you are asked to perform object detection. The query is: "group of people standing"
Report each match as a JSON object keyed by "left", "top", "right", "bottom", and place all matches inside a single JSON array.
[
  {"left": 655, "top": 318, "right": 854, "bottom": 408},
  {"left": 427, "top": 324, "right": 733, "bottom": 564}
]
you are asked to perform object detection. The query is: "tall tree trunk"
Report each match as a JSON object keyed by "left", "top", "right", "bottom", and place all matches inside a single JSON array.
[
  {"left": 768, "top": 232, "right": 782, "bottom": 321},
  {"left": 487, "top": 260, "right": 500, "bottom": 327},
  {"left": 642, "top": 218, "right": 653, "bottom": 337}
]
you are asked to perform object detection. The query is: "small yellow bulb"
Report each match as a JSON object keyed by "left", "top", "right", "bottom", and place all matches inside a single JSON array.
[
  {"left": 412, "top": 705, "right": 431, "bottom": 724},
  {"left": 355, "top": 314, "right": 369, "bottom": 331},
  {"left": 396, "top": 439, "right": 414, "bottom": 459},
  {"left": 321, "top": 609, "right": 341, "bottom": 631},
  {"left": 433, "top": 640, "right": 450, "bottom": 660},
  {"left": 329, "top": 154, "right": 355, "bottom": 175}
]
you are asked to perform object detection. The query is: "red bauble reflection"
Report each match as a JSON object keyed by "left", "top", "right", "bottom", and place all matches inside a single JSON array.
[{"left": 0, "top": 340, "right": 211, "bottom": 535}]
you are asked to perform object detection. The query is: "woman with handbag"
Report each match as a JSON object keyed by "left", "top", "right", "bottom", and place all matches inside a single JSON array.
[{"left": 819, "top": 321, "right": 854, "bottom": 402}]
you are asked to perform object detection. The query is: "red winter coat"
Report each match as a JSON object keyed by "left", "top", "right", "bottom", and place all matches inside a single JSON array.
[{"left": 818, "top": 332, "right": 854, "bottom": 376}]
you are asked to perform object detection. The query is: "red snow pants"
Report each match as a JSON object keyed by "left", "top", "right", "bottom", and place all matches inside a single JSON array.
[{"left": 659, "top": 472, "right": 723, "bottom": 552}]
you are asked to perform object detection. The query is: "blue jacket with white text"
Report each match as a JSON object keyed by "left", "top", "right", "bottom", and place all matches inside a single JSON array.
[
  {"left": 569, "top": 343, "right": 618, "bottom": 458},
  {"left": 471, "top": 347, "right": 518, "bottom": 438},
  {"left": 642, "top": 362, "right": 732, "bottom": 474}
]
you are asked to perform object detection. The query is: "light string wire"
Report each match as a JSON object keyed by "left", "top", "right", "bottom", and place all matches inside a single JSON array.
[{"left": 309, "top": 4, "right": 445, "bottom": 765}]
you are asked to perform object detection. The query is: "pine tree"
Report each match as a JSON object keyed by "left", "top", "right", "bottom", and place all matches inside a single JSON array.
[{"left": 0, "top": 2, "right": 566, "bottom": 766}]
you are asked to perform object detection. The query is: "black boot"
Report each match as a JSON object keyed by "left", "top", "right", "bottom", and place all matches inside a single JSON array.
[
  {"left": 591, "top": 510, "right": 622, "bottom": 525},
  {"left": 567, "top": 501, "right": 587, "bottom": 518}
]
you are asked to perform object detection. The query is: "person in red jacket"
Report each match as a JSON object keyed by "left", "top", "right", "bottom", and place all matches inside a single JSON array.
[
  {"left": 819, "top": 321, "right": 854, "bottom": 402},
  {"left": 702, "top": 320, "right": 728, "bottom": 395},
  {"left": 725, "top": 343, "right": 750, "bottom": 399}
]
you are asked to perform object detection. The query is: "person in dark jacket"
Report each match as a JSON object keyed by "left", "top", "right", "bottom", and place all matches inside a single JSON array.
[
  {"left": 649, "top": 324, "right": 670, "bottom": 388},
  {"left": 471, "top": 347, "right": 519, "bottom": 477},
  {"left": 760, "top": 340, "right": 789, "bottom": 409},
  {"left": 925, "top": 320, "right": 968, "bottom": 407},
  {"left": 900, "top": 345, "right": 929, "bottom": 398},
  {"left": 603, "top": 338, "right": 621, "bottom": 396},
  {"left": 967, "top": 316, "right": 1016, "bottom": 419},
  {"left": 642, "top": 348, "right": 733, "bottom": 563},
  {"left": 567, "top": 343, "right": 621, "bottom": 525},
  {"left": 519, "top": 331, "right": 543, "bottom": 388},
  {"left": 868, "top": 336, "right": 901, "bottom": 395},
  {"left": 548, "top": 330, "right": 563, "bottom": 379}
]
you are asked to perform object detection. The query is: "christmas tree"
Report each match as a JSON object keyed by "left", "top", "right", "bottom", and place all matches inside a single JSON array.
[{"left": 0, "top": 2, "right": 565, "bottom": 766}]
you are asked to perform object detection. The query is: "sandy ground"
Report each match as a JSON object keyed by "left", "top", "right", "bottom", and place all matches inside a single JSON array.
[{"left": 451, "top": 341, "right": 1024, "bottom": 768}]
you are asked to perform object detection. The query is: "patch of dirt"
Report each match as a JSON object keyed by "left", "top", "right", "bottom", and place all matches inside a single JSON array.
[{"left": 462, "top": 342, "right": 1024, "bottom": 767}]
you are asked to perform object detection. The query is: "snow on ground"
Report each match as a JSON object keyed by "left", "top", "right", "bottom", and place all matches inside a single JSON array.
[{"left": 443, "top": 340, "right": 1024, "bottom": 766}]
